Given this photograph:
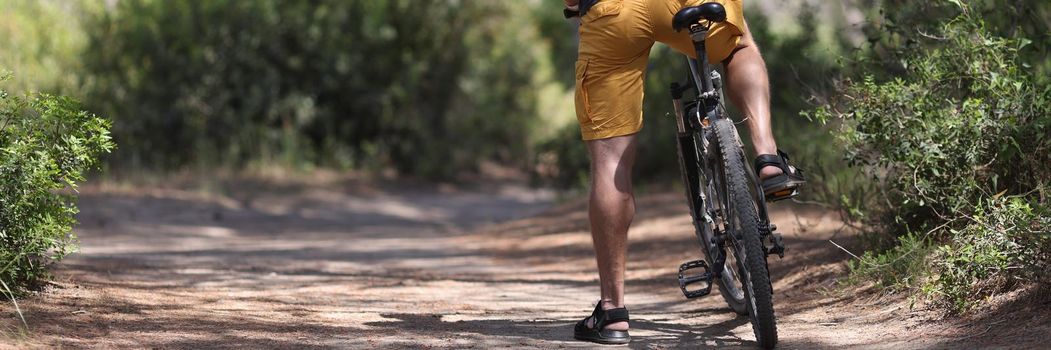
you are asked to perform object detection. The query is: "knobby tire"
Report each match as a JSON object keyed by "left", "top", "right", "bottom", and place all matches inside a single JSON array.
[
  {"left": 685, "top": 131, "right": 748, "bottom": 315},
  {"left": 711, "top": 118, "right": 778, "bottom": 349}
]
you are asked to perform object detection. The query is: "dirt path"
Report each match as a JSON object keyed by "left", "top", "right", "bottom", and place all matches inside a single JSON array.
[{"left": 2, "top": 177, "right": 1048, "bottom": 349}]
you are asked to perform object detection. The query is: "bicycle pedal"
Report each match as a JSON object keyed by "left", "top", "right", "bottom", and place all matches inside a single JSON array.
[
  {"left": 678, "top": 260, "right": 713, "bottom": 299},
  {"left": 765, "top": 188, "right": 799, "bottom": 202}
]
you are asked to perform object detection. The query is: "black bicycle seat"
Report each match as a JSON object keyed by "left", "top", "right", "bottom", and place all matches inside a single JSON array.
[{"left": 672, "top": 2, "right": 727, "bottom": 32}]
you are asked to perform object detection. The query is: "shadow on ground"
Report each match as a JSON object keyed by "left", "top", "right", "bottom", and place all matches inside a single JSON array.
[{"left": 1, "top": 181, "right": 1046, "bottom": 349}]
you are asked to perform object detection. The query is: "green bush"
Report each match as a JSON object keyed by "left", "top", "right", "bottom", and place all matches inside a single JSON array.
[
  {"left": 924, "top": 198, "right": 1049, "bottom": 310},
  {"left": 82, "top": 0, "right": 546, "bottom": 178},
  {"left": 0, "top": 73, "right": 114, "bottom": 295},
  {"left": 814, "top": 3, "right": 1050, "bottom": 312},
  {"left": 845, "top": 231, "right": 932, "bottom": 291}
]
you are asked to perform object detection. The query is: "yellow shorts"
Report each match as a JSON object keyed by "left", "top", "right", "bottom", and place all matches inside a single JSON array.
[{"left": 575, "top": 0, "right": 745, "bottom": 140}]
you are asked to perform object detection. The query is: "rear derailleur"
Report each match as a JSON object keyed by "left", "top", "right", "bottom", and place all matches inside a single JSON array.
[{"left": 760, "top": 223, "right": 785, "bottom": 258}]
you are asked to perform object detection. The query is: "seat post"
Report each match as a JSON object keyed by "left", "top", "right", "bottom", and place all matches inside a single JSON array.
[{"left": 689, "top": 27, "right": 714, "bottom": 95}]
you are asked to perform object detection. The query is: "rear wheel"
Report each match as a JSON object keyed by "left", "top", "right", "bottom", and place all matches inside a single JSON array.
[
  {"left": 694, "top": 134, "right": 748, "bottom": 315},
  {"left": 676, "top": 128, "right": 747, "bottom": 315},
  {"left": 710, "top": 118, "right": 777, "bottom": 349}
]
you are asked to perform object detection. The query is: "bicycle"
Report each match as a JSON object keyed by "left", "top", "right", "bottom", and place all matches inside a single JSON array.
[{"left": 669, "top": 3, "right": 789, "bottom": 349}]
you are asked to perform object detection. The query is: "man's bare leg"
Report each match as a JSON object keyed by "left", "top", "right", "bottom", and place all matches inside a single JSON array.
[
  {"left": 585, "top": 134, "right": 637, "bottom": 331},
  {"left": 723, "top": 21, "right": 782, "bottom": 179}
]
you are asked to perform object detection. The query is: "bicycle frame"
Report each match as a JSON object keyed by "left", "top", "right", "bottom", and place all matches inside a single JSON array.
[
  {"left": 671, "top": 12, "right": 784, "bottom": 348},
  {"left": 671, "top": 24, "right": 776, "bottom": 279}
]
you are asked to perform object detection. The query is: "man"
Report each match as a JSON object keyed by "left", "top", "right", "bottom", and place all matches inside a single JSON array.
[{"left": 564, "top": 0, "right": 805, "bottom": 345}]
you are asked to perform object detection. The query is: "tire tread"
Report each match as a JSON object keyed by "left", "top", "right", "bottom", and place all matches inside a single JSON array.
[{"left": 712, "top": 118, "right": 778, "bottom": 349}]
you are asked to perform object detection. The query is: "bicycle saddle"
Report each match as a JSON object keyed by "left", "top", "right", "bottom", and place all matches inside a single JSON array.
[{"left": 672, "top": 2, "right": 727, "bottom": 32}]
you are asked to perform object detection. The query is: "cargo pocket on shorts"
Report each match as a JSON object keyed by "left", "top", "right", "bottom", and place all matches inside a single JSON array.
[{"left": 574, "top": 59, "right": 592, "bottom": 125}]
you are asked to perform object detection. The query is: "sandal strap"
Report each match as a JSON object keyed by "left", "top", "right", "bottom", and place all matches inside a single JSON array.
[
  {"left": 588, "top": 301, "right": 630, "bottom": 329},
  {"left": 605, "top": 308, "right": 630, "bottom": 324},
  {"left": 755, "top": 149, "right": 797, "bottom": 176}
]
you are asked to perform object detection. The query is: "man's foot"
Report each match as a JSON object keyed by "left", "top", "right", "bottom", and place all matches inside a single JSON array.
[
  {"left": 574, "top": 301, "right": 630, "bottom": 345},
  {"left": 755, "top": 150, "right": 806, "bottom": 201},
  {"left": 758, "top": 162, "right": 784, "bottom": 179}
]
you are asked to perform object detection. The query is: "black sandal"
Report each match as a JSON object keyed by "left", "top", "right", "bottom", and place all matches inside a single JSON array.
[
  {"left": 573, "top": 301, "right": 630, "bottom": 345},
  {"left": 755, "top": 150, "right": 806, "bottom": 201}
]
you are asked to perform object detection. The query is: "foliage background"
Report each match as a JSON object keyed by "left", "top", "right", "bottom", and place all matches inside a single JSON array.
[
  {"left": 3, "top": 0, "right": 859, "bottom": 184},
  {"left": 80, "top": 0, "right": 553, "bottom": 177}
]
